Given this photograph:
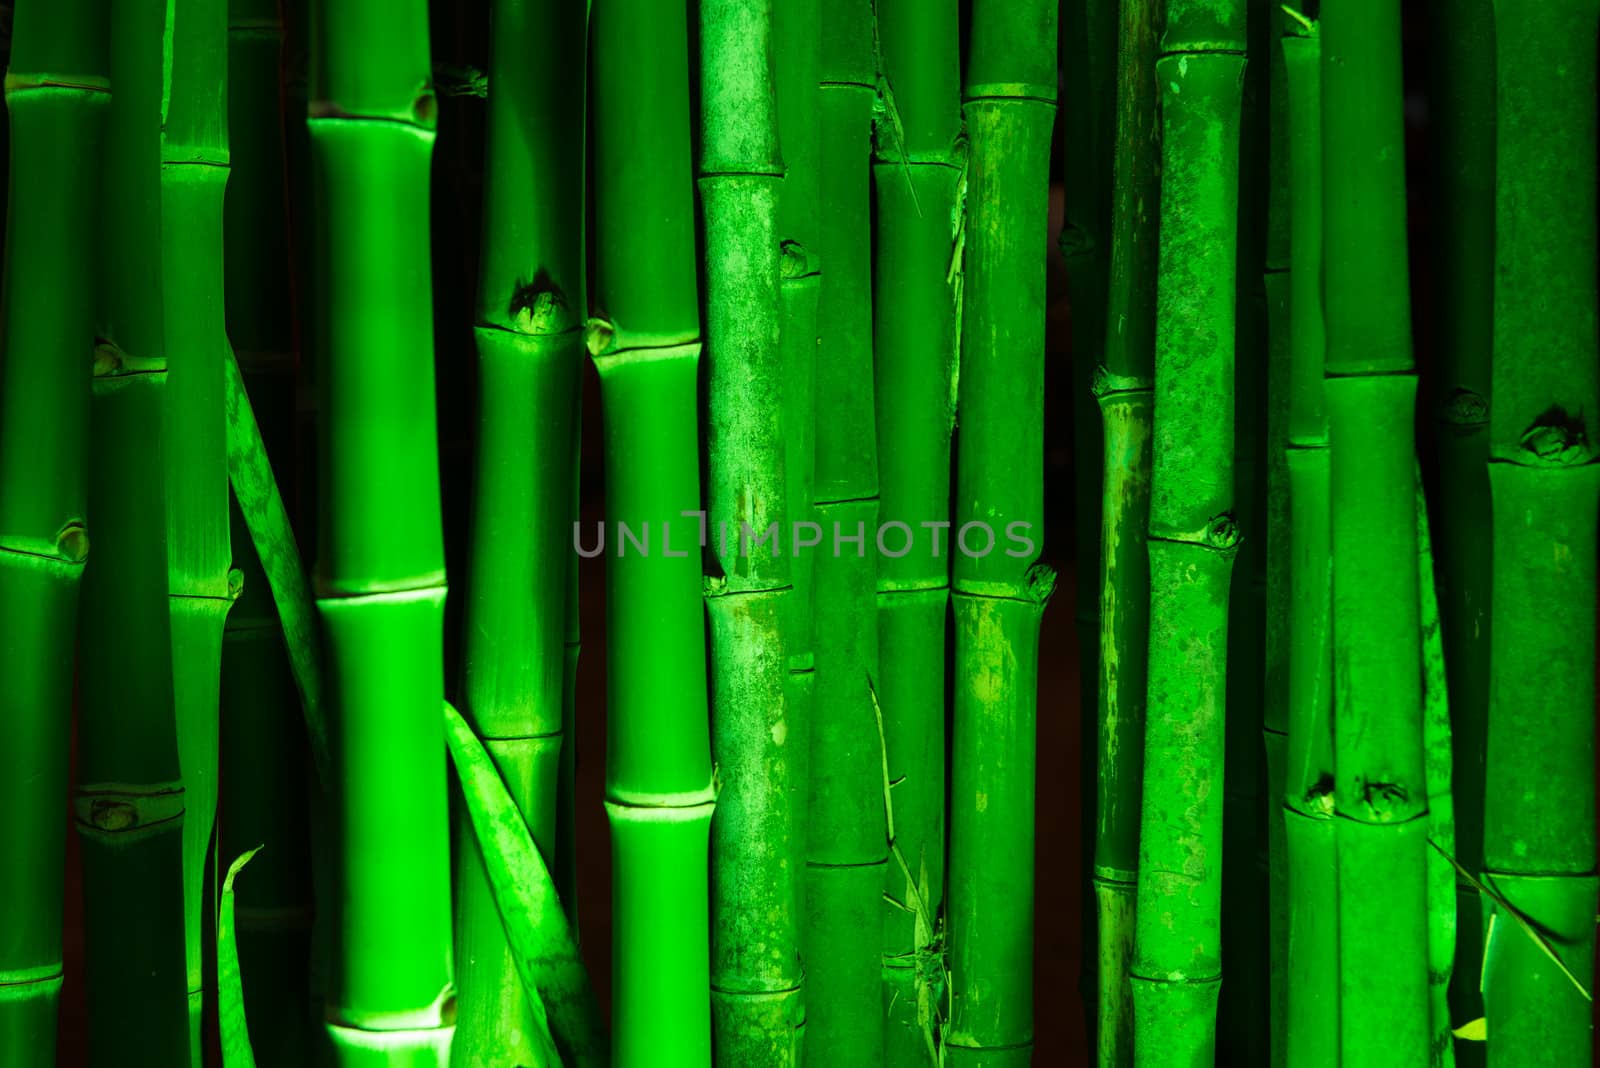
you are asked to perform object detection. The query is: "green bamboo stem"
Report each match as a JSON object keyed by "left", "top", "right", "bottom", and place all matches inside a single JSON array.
[
  {"left": 162, "top": 0, "right": 237, "bottom": 1051},
  {"left": 946, "top": 4, "right": 1057, "bottom": 1065},
  {"left": 308, "top": 0, "right": 455, "bottom": 1060},
  {"left": 1278, "top": 21, "right": 1337, "bottom": 1068},
  {"left": 1060, "top": 4, "right": 1116, "bottom": 1032},
  {"left": 0, "top": 0, "right": 106, "bottom": 1059},
  {"left": 1129, "top": 3, "right": 1245, "bottom": 1063},
  {"left": 1321, "top": 2, "right": 1430, "bottom": 1062},
  {"left": 450, "top": 2, "right": 585, "bottom": 1063},
  {"left": 699, "top": 3, "right": 803, "bottom": 1061},
  {"left": 76, "top": 0, "right": 192, "bottom": 1061},
  {"left": 870, "top": 2, "right": 960, "bottom": 1062},
  {"left": 804, "top": 2, "right": 886, "bottom": 1065},
  {"left": 1483, "top": 3, "right": 1600, "bottom": 1064},
  {"left": 1426, "top": 0, "right": 1494, "bottom": 1057},
  {"left": 591, "top": 2, "right": 715, "bottom": 1063},
  {"left": 219, "top": 0, "right": 315, "bottom": 1060},
  {"left": 1088, "top": 0, "right": 1160, "bottom": 1063},
  {"left": 1417, "top": 470, "right": 1457, "bottom": 1068}
]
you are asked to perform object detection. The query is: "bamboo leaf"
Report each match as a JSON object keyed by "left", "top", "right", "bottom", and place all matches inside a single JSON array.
[
  {"left": 1452, "top": 1017, "right": 1487, "bottom": 1041},
  {"left": 222, "top": 347, "right": 329, "bottom": 786},
  {"left": 218, "top": 847, "right": 262, "bottom": 1068},
  {"left": 442, "top": 700, "right": 606, "bottom": 1065}
]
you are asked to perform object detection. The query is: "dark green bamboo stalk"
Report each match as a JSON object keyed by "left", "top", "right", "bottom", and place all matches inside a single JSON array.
[
  {"left": 219, "top": 0, "right": 314, "bottom": 1060},
  {"left": 946, "top": 4, "right": 1056, "bottom": 1065},
  {"left": 76, "top": 0, "right": 191, "bottom": 1061},
  {"left": 1129, "top": 3, "right": 1244, "bottom": 1063},
  {"left": 805, "top": 2, "right": 885, "bottom": 1064},
  {"left": 1088, "top": 0, "right": 1160, "bottom": 1061},
  {"left": 308, "top": 0, "right": 455, "bottom": 1059},
  {"left": 0, "top": 0, "right": 106, "bottom": 1059},
  {"left": 1321, "top": 2, "right": 1430, "bottom": 1062},
  {"left": 1427, "top": 2, "right": 1493, "bottom": 1058},
  {"left": 1483, "top": 3, "right": 1600, "bottom": 1064},
  {"left": 591, "top": 2, "right": 715, "bottom": 1063},
  {"left": 870, "top": 2, "right": 960, "bottom": 1062},
  {"left": 450, "top": 1, "right": 586, "bottom": 1063},
  {"left": 162, "top": 0, "right": 237, "bottom": 1051},
  {"left": 1278, "top": 19, "right": 1337, "bottom": 1068},
  {"left": 699, "top": 3, "right": 803, "bottom": 1061}
]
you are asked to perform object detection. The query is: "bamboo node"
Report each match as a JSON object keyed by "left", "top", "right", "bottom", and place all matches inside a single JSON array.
[
  {"left": 1436, "top": 387, "right": 1488, "bottom": 429},
  {"left": 1203, "top": 513, "right": 1241, "bottom": 549},
  {"left": 1515, "top": 409, "right": 1592, "bottom": 467},
  {"left": 54, "top": 522, "right": 88, "bottom": 564},
  {"left": 1356, "top": 778, "right": 1411, "bottom": 821},
  {"left": 779, "top": 241, "right": 811, "bottom": 279},
  {"left": 509, "top": 272, "right": 575, "bottom": 335}
]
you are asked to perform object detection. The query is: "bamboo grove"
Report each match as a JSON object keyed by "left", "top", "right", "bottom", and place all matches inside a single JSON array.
[{"left": 0, "top": 0, "right": 1595, "bottom": 1066}]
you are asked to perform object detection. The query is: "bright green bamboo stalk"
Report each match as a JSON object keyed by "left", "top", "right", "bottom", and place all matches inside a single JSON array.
[
  {"left": 947, "top": 4, "right": 1057, "bottom": 1066},
  {"left": 1483, "top": 3, "right": 1600, "bottom": 1064},
  {"left": 308, "top": 0, "right": 455, "bottom": 1060},
  {"left": 1321, "top": 2, "right": 1430, "bottom": 1062},
  {"left": 1060, "top": 4, "right": 1117, "bottom": 1031},
  {"left": 699, "top": 3, "right": 803, "bottom": 1061},
  {"left": 805, "top": 2, "right": 885, "bottom": 1064},
  {"left": 1278, "top": 20, "right": 1337, "bottom": 1068},
  {"left": 591, "top": 3, "right": 715, "bottom": 1064},
  {"left": 1129, "top": 3, "right": 1244, "bottom": 1064},
  {"left": 450, "top": 1, "right": 585, "bottom": 1064},
  {"left": 219, "top": 0, "right": 314, "bottom": 1060},
  {"left": 870, "top": 2, "right": 960, "bottom": 1062},
  {"left": 76, "top": 0, "right": 192, "bottom": 1062},
  {"left": 162, "top": 0, "right": 237, "bottom": 1052},
  {"left": 1088, "top": 0, "right": 1160, "bottom": 1061},
  {"left": 0, "top": 0, "right": 106, "bottom": 1059},
  {"left": 1426, "top": 1, "right": 1493, "bottom": 1059},
  {"left": 1260, "top": 8, "right": 1293, "bottom": 1064}
]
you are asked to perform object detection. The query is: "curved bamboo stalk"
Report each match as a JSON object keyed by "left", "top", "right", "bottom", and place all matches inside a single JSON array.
[
  {"left": 699, "top": 3, "right": 803, "bottom": 1061},
  {"left": 946, "top": 4, "right": 1057, "bottom": 1065},
  {"left": 1321, "top": 1, "right": 1430, "bottom": 1062},
  {"left": 307, "top": 0, "right": 455, "bottom": 1059},
  {"left": 1129, "top": 2, "right": 1245, "bottom": 1062},
  {"left": 591, "top": 1, "right": 715, "bottom": 1062},
  {"left": 1483, "top": 2, "right": 1600, "bottom": 1063},
  {"left": 0, "top": 0, "right": 107, "bottom": 1059},
  {"left": 1089, "top": 0, "right": 1160, "bottom": 1061}
]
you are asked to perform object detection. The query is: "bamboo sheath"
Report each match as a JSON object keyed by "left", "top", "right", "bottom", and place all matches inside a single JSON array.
[
  {"left": 870, "top": 1, "right": 960, "bottom": 1063},
  {"left": 1321, "top": 2, "right": 1431, "bottom": 1063},
  {"left": 1484, "top": 3, "right": 1600, "bottom": 1065},
  {"left": 307, "top": 0, "right": 455, "bottom": 1060},
  {"left": 591, "top": 2, "right": 715, "bottom": 1064},
  {"left": 947, "top": 3, "right": 1057, "bottom": 1065},
  {"left": 806, "top": 1, "right": 887, "bottom": 1063},
  {"left": 452, "top": 1, "right": 587, "bottom": 1063},
  {"left": 1426, "top": 1, "right": 1493, "bottom": 1058},
  {"left": 699, "top": 2, "right": 804, "bottom": 1061},
  {"left": 0, "top": 0, "right": 106, "bottom": 1060},
  {"left": 1129, "top": 3, "right": 1245, "bottom": 1064},
  {"left": 219, "top": 0, "right": 315, "bottom": 1060},
  {"left": 76, "top": 0, "right": 192, "bottom": 1062},
  {"left": 1089, "top": 0, "right": 1160, "bottom": 1061},
  {"left": 1278, "top": 23, "right": 1337, "bottom": 1068}
]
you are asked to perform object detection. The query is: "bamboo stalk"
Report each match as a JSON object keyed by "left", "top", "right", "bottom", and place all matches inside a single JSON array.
[
  {"left": 0, "top": 0, "right": 107, "bottom": 1059},
  {"left": 1088, "top": 0, "right": 1161, "bottom": 1063},
  {"left": 591, "top": 2, "right": 715, "bottom": 1063},
  {"left": 805, "top": 1, "right": 886, "bottom": 1063},
  {"left": 870, "top": 2, "right": 960, "bottom": 1062},
  {"left": 946, "top": 4, "right": 1057, "bottom": 1065},
  {"left": 219, "top": 0, "right": 314, "bottom": 1060},
  {"left": 1320, "top": 1, "right": 1430, "bottom": 1062},
  {"left": 1483, "top": 3, "right": 1600, "bottom": 1063},
  {"left": 76, "top": 0, "right": 192, "bottom": 1061},
  {"left": 699, "top": 3, "right": 804, "bottom": 1061},
  {"left": 1427, "top": 2, "right": 1493, "bottom": 1059},
  {"left": 1129, "top": 2, "right": 1245, "bottom": 1062},
  {"left": 1278, "top": 20, "right": 1338, "bottom": 1068},
  {"left": 307, "top": 0, "right": 455, "bottom": 1059},
  {"left": 450, "top": 1, "right": 586, "bottom": 1063}
]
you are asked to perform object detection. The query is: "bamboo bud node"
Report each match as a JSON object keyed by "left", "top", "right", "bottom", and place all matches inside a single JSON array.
[
  {"left": 72, "top": 783, "right": 186, "bottom": 837},
  {"left": 1436, "top": 387, "right": 1488, "bottom": 429},
  {"left": 1511, "top": 413, "right": 1592, "bottom": 466}
]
